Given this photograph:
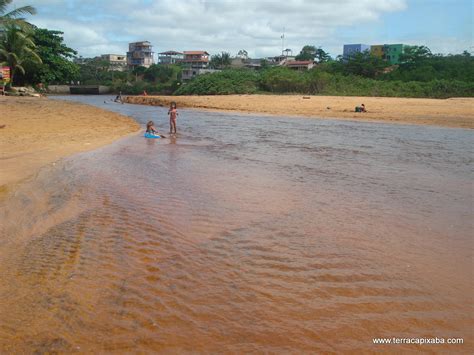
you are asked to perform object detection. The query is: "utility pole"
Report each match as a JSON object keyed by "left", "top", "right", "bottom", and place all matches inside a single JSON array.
[{"left": 281, "top": 28, "right": 285, "bottom": 56}]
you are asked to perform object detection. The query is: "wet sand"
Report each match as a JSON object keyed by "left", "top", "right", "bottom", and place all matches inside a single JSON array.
[
  {"left": 124, "top": 95, "right": 474, "bottom": 129},
  {"left": 1, "top": 96, "right": 472, "bottom": 353},
  {"left": 0, "top": 97, "right": 139, "bottom": 189}
]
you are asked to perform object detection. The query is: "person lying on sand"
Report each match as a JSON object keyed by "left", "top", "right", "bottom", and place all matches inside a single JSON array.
[
  {"left": 146, "top": 120, "right": 166, "bottom": 138},
  {"left": 355, "top": 103, "right": 367, "bottom": 113}
]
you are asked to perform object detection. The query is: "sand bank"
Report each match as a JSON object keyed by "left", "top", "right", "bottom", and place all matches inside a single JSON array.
[
  {"left": 124, "top": 95, "right": 474, "bottom": 129},
  {"left": 0, "top": 97, "right": 139, "bottom": 189}
]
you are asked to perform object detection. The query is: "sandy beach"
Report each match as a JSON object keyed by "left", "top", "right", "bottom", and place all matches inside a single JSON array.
[
  {"left": 124, "top": 95, "right": 474, "bottom": 129},
  {"left": 0, "top": 97, "right": 140, "bottom": 190},
  {"left": 1, "top": 95, "right": 472, "bottom": 353}
]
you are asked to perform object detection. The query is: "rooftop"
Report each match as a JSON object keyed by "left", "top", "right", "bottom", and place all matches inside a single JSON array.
[
  {"left": 286, "top": 60, "right": 313, "bottom": 66},
  {"left": 159, "top": 50, "right": 183, "bottom": 55},
  {"left": 183, "top": 51, "right": 210, "bottom": 55}
]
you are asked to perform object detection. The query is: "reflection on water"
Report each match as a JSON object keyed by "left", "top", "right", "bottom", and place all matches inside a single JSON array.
[{"left": 0, "top": 96, "right": 472, "bottom": 352}]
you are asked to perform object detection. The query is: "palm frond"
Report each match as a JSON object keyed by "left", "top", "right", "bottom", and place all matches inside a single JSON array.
[
  {"left": 16, "top": 63, "right": 25, "bottom": 74},
  {"left": 0, "top": 0, "right": 14, "bottom": 15},
  {"left": 4, "top": 5, "right": 36, "bottom": 18}
]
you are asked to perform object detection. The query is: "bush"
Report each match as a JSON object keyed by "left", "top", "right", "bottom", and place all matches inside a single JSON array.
[
  {"left": 175, "top": 69, "right": 259, "bottom": 95},
  {"left": 173, "top": 67, "right": 474, "bottom": 98}
]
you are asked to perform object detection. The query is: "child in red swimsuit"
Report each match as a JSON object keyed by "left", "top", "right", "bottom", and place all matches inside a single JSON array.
[{"left": 168, "top": 102, "right": 178, "bottom": 134}]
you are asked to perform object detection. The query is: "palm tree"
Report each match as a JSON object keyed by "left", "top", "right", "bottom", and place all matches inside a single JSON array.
[
  {"left": 0, "top": 24, "right": 41, "bottom": 85},
  {"left": 210, "top": 51, "right": 231, "bottom": 69},
  {"left": 221, "top": 52, "right": 231, "bottom": 68},
  {"left": 0, "top": 0, "right": 36, "bottom": 29}
]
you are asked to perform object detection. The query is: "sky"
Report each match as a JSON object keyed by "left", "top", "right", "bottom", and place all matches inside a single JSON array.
[{"left": 13, "top": 0, "right": 474, "bottom": 59}]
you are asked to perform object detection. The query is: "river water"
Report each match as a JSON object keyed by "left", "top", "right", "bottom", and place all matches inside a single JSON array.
[{"left": 0, "top": 96, "right": 472, "bottom": 352}]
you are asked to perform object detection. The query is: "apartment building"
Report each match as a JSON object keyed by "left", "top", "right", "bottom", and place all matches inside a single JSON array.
[
  {"left": 181, "top": 51, "right": 210, "bottom": 80},
  {"left": 100, "top": 54, "right": 127, "bottom": 71},
  {"left": 343, "top": 44, "right": 371, "bottom": 59},
  {"left": 158, "top": 51, "right": 184, "bottom": 65},
  {"left": 127, "top": 41, "right": 154, "bottom": 69}
]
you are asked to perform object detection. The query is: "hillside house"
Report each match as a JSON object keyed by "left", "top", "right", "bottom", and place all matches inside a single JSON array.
[
  {"left": 181, "top": 51, "right": 211, "bottom": 80},
  {"left": 230, "top": 57, "right": 263, "bottom": 70},
  {"left": 158, "top": 50, "right": 184, "bottom": 65},
  {"left": 285, "top": 60, "right": 315, "bottom": 71},
  {"left": 127, "top": 41, "right": 154, "bottom": 69},
  {"left": 100, "top": 54, "right": 127, "bottom": 71},
  {"left": 268, "top": 54, "right": 296, "bottom": 65},
  {"left": 182, "top": 51, "right": 210, "bottom": 68}
]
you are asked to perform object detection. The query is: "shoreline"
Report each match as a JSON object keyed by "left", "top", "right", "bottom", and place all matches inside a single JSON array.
[
  {"left": 0, "top": 97, "right": 140, "bottom": 191},
  {"left": 124, "top": 94, "right": 474, "bottom": 129}
]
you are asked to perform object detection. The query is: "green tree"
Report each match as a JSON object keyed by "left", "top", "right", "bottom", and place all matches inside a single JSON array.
[
  {"left": 344, "top": 51, "right": 388, "bottom": 78},
  {"left": 0, "top": 0, "right": 36, "bottom": 29},
  {"left": 295, "top": 45, "right": 316, "bottom": 61},
  {"left": 210, "top": 53, "right": 221, "bottom": 68},
  {"left": 76, "top": 57, "right": 120, "bottom": 84},
  {"left": 144, "top": 64, "right": 180, "bottom": 84},
  {"left": 399, "top": 45, "right": 432, "bottom": 68},
  {"left": 0, "top": 24, "right": 41, "bottom": 85},
  {"left": 260, "top": 58, "right": 269, "bottom": 70},
  {"left": 221, "top": 52, "right": 231, "bottom": 67},
  {"left": 260, "top": 67, "right": 305, "bottom": 92},
  {"left": 237, "top": 49, "right": 248, "bottom": 58},
  {"left": 315, "top": 48, "right": 331, "bottom": 63},
  {"left": 210, "top": 51, "right": 231, "bottom": 69},
  {"left": 22, "top": 27, "right": 78, "bottom": 84},
  {"left": 384, "top": 48, "right": 474, "bottom": 82}
]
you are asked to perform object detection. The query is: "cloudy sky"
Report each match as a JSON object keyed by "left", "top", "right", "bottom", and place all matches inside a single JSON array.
[{"left": 14, "top": 0, "right": 473, "bottom": 59}]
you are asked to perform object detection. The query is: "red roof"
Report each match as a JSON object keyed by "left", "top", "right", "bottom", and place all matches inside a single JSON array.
[{"left": 183, "top": 51, "right": 209, "bottom": 55}]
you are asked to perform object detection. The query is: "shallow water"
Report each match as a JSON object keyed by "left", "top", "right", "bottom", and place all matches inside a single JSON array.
[{"left": 1, "top": 96, "right": 472, "bottom": 352}]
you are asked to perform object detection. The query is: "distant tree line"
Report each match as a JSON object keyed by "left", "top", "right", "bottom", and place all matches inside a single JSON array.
[
  {"left": 1, "top": 1, "right": 473, "bottom": 98},
  {"left": 176, "top": 44, "right": 474, "bottom": 98},
  {"left": 0, "top": 0, "right": 80, "bottom": 88}
]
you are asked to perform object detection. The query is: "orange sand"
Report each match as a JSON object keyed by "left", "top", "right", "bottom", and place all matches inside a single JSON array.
[
  {"left": 124, "top": 95, "right": 474, "bottom": 129},
  {"left": 0, "top": 97, "right": 139, "bottom": 189}
]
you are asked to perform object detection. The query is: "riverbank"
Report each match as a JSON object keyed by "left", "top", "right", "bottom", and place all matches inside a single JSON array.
[
  {"left": 124, "top": 95, "right": 474, "bottom": 129},
  {"left": 0, "top": 97, "right": 140, "bottom": 190}
]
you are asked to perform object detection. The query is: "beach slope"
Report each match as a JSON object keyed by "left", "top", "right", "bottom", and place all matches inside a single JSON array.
[{"left": 0, "top": 97, "right": 139, "bottom": 189}]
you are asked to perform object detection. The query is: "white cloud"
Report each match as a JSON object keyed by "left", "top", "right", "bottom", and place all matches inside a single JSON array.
[{"left": 16, "top": 0, "right": 471, "bottom": 60}]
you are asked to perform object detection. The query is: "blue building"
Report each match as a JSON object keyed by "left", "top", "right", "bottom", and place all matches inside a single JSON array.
[{"left": 343, "top": 44, "right": 370, "bottom": 60}]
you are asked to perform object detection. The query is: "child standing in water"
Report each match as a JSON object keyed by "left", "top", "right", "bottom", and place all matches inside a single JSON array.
[{"left": 168, "top": 102, "right": 178, "bottom": 134}]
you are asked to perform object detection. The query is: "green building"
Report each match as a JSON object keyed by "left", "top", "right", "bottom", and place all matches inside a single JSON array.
[{"left": 383, "top": 44, "right": 406, "bottom": 64}]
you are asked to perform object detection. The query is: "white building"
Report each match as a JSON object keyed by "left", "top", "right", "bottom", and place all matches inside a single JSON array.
[{"left": 100, "top": 54, "right": 127, "bottom": 71}]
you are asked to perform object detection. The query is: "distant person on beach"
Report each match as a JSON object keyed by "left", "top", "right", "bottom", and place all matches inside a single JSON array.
[
  {"left": 168, "top": 102, "right": 178, "bottom": 134},
  {"left": 0, "top": 72, "right": 4, "bottom": 96},
  {"left": 146, "top": 120, "right": 165, "bottom": 137},
  {"left": 114, "top": 91, "right": 122, "bottom": 103},
  {"left": 355, "top": 103, "right": 367, "bottom": 113},
  {"left": 37, "top": 83, "right": 45, "bottom": 96},
  {"left": 142, "top": 90, "right": 148, "bottom": 96}
]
